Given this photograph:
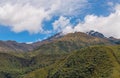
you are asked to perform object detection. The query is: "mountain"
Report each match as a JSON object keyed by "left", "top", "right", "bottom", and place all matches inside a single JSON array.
[
  {"left": 87, "top": 30, "right": 105, "bottom": 38},
  {"left": 33, "top": 32, "right": 112, "bottom": 54},
  {"left": 87, "top": 30, "right": 120, "bottom": 44},
  {"left": 44, "top": 32, "right": 63, "bottom": 41},
  {"left": 0, "top": 31, "right": 118, "bottom": 54},
  {"left": 23, "top": 46, "right": 120, "bottom": 78},
  {"left": 0, "top": 31, "right": 120, "bottom": 78},
  {"left": 108, "top": 37, "right": 120, "bottom": 44},
  {"left": 32, "top": 32, "right": 63, "bottom": 47},
  {"left": 0, "top": 40, "right": 35, "bottom": 53}
]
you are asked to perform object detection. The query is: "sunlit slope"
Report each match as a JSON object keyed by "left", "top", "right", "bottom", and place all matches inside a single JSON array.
[
  {"left": 34, "top": 32, "right": 112, "bottom": 54},
  {"left": 24, "top": 46, "right": 120, "bottom": 78}
]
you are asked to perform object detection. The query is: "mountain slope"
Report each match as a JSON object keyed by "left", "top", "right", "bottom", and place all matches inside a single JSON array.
[
  {"left": 87, "top": 30, "right": 105, "bottom": 38},
  {"left": 23, "top": 46, "right": 120, "bottom": 78},
  {"left": 34, "top": 32, "right": 113, "bottom": 54},
  {"left": 0, "top": 31, "right": 118, "bottom": 54},
  {"left": 0, "top": 52, "right": 67, "bottom": 78},
  {"left": 0, "top": 40, "right": 35, "bottom": 53},
  {"left": 0, "top": 53, "right": 31, "bottom": 78},
  {"left": 108, "top": 37, "right": 120, "bottom": 44},
  {"left": 87, "top": 30, "right": 120, "bottom": 44},
  {"left": 0, "top": 32, "right": 120, "bottom": 78}
]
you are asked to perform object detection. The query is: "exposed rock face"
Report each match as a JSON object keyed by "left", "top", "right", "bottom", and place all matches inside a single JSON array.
[{"left": 87, "top": 30, "right": 105, "bottom": 38}]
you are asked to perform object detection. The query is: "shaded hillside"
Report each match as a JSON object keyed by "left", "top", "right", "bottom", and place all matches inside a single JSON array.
[
  {"left": 0, "top": 52, "right": 67, "bottom": 78},
  {"left": 0, "top": 53, "right": 31, "bottom": 78},
  {"left": 24, "top": 46, "right": 120, "bottom": 78},
  {"left": 108, "top": 37, "right": 120, "bottom": 44}
]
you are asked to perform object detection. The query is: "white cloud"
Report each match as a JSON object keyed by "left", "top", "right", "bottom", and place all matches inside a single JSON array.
[
  {"left": 2, "top": 0, "right": 120, "bottom": 39},
  {"left": 52, "top": 16, "right": 72, "bottom": 32},
  {"left": 62, "top": 26, "right": 74, "bottom": 34},
  {"left": 61, "top": 4, "right": 120, "bottom": 38},
  {"left": 52, "top": 16, "right": 75, "bottom": 34},
  {"left": 0, "top": 0, "right": 87, "bottom": 33},
  {"left": 26, "top": 41, "right": 34, "bottom": 44},
  {"left": 0, "top": 3, "right": 49, "bottom": 33}
]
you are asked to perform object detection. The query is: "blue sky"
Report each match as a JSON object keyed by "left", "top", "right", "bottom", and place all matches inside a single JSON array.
[{"left": 0, "top": 0, "right": 120, "bottom": 43}]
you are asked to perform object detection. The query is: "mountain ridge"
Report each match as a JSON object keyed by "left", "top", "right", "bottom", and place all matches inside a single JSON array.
[
  {"left": 0, "top": 31, "right": 120, "bottom": 78},
  {"left": 0, "top": 31, "right": 119, "bottom": 53}
]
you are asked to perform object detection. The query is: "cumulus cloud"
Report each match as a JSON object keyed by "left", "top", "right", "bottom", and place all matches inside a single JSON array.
[
  {"left": 1, "top": 0, "right": 120, "bottom": 39},
  {"left": 0, "top": 0, "right": 87, "bottom": 33},
  {"left": 0, "top": 4, "right": 49, "bottom": 33},
  {"left": 52, "top": 16, "right": 72, "bottom": 32},
  {"left": 58, "top": 4, "right": 120, "bottom": 38}
]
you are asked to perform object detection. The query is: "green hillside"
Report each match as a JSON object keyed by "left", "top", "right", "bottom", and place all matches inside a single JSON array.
[
  {"left": 0, "top": 45, "right": 120, "bottom": 78},
  {"left": 0, "top": 32, "right": 119, "bottom": 78},
  {"left": 23, "top": 46, "right": 120, "bottom": 78},
  {"left": 0, "top": 52, "right": 67, "bottom": 78},
  {"left": 0, "top": 53, "right": 31, "bottom": 78},
  {"left": 34, "top": 32, "right": 112, "bottom": 54}
]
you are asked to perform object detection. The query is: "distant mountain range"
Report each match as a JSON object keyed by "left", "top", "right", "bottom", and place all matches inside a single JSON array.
[
  {"left": 0, "top": 31, "right": 120, "bottom": 78},
  {"left": 0, "top": 40, "right": 35, "bottom": 52},
  {"left": 0, "top": 30, "right": 119, "bottom": 53}
]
